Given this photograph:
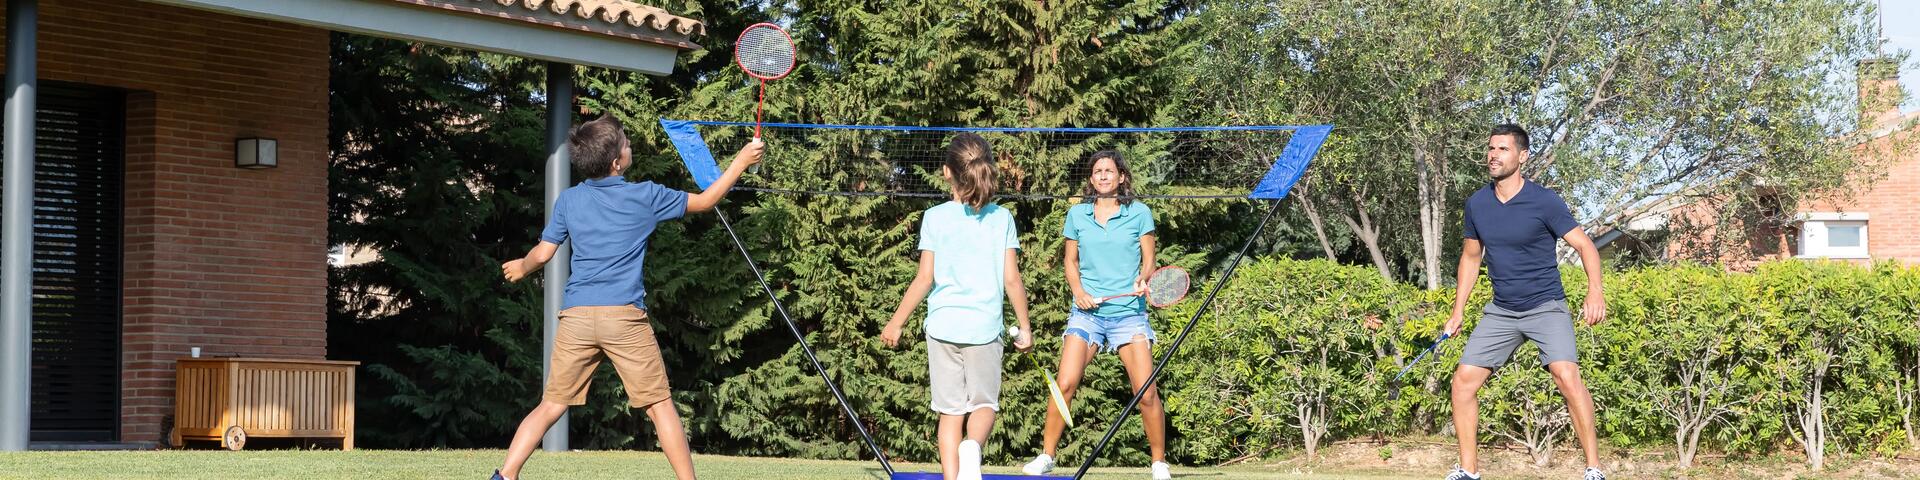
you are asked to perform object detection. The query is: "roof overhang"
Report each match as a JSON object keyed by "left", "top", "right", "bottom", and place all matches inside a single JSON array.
[{"left": 139, "top": 0, "right": 701, "bottom": 75}]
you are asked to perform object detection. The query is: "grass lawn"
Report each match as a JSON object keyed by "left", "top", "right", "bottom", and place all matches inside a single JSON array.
[
  {"left": 0, "top": 449, "right": 1405, "bottom": 480},
  {"left": 9, "top": 442, "right": 1920, "bottom": 479}
]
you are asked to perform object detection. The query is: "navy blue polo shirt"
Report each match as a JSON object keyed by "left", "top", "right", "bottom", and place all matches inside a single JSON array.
[
  {"left": 539, "top": 176, "right": 689, "bottom": 310},
  {"left": 1462, "top": 179, "right": 1581, "bottom": 311}
]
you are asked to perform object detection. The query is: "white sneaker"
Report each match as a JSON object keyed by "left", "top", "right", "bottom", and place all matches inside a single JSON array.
[
  {"left": 957, "top": 440, "right": 983, "bottom": 480},
  {"left": 1022, "top": 453, "right": 1056, "bottom": 475},
  {"left": 1582, "top": 467, "right": 1605, "bottom": 480},
  {"left": 1151, "top": 461, "right": 1172, "bottom": 480}
]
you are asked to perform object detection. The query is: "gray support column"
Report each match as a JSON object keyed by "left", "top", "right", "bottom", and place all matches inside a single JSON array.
[
  {"left": 1, "top": 0, "right": 38, "bottom": 452},
  {"left": 541, "top": 62, "right": 572, "bottom": 452}
]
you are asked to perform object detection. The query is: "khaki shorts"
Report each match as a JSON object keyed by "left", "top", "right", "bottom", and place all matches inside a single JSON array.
[
  {"left": 544, "top": 305, "right": 672, "bottom": 408},
  {"left": 927, "top": 336, "right": 1003, "bottom": 415}
]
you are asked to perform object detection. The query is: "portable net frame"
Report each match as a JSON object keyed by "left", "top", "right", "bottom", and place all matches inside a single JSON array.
[{"left": 662, "top": 119, "right": 1330, "bottom": 479}]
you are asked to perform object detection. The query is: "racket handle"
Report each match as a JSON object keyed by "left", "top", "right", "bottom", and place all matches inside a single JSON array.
[
  {"left": 748, "top": 136, "right": 763, "bottom": 175},
  {"left": 752, "top": 78, "right": 766, "bottom": 174},
  {"left": 1393, "top": 333, "right": 1452, "bottom": 381}
]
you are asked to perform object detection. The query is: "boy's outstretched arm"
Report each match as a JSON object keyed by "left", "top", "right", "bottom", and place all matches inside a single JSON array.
[
  {"left": 881, "top": 251, "right": 936, "bottom": 348},
  {"left": 687, "top": 139, "right": 765, "bottom": 213},
  {"left": 502, "top": 241, "right": 560, "bottom": 283}
]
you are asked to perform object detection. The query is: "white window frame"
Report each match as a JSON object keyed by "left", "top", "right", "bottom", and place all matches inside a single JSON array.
[{"left": 1798, "top": 212, "right": 1869, "bottom": 259}]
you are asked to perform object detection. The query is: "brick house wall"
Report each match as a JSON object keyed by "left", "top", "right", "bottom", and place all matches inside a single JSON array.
[
  {"left": 1657, "top": 59, "right": 1920, "bottom": 267},
  {"left": 1, "top": 0, "right": 330, "bottom": 444},
  {"left": 1797, "top": 124, "right": 1920, "bottom": 262},
  {"left": 1660, "top": 125, "right": 1917, "bottom": 268}
]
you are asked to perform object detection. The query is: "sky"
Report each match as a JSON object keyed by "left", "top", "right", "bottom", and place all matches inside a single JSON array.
[{"left": 1884, "top": 1, "right": 1920, "bottom": 112}]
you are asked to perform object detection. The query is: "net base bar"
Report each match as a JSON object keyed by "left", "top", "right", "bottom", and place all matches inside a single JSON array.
[{"left": 892, "top": 473, "right": 1071, "bottom": 480}]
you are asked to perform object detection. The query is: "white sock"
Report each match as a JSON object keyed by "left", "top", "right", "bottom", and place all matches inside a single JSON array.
[{"left": 958, "top": 440, "right": 982, "bottom": 480}]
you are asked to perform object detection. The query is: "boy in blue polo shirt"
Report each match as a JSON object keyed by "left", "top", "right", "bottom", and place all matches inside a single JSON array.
[
  {"left": 1442, "top": 124, "right": 1608, "bottom": 480},
  {"left": 491, "top": 113, "right": 762, "bottom": 480}
]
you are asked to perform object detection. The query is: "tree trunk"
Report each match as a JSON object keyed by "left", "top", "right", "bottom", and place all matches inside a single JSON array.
[
  {"left": 1299, "top": 403, "right": 1318, "bottom": 460},
  {"left": 1679, "top": 421, "right": 1703, "bottom": 468},
  {"left": 1795, "top": 359, "right": 1829, "bottom": 470},
  {"left": 1419, "top": 375, "right": 1441, "bottom": 431},
  {"left": 1413, "top": 143, "right": 1445, "bottom": 290},
  {"left": 1529, "top": 413, "right": 1558, "bottom": 467},
  {"left": 1337, "top": 190, "right": 1393, "bottom": 280},
  {"left": 1811, "top": 378, "right": 1826, "bottom": 470},
  {"left": 1297, "top": 187, "right": 1339, "bottom": 260},
  {"left": 1904, "top": 361, "right": 1918, "bottom": 448}
]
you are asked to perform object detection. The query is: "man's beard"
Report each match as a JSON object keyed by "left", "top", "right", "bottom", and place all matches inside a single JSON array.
[{"left": 1490, "top": 165, "right": 1517, "bottom": 181}]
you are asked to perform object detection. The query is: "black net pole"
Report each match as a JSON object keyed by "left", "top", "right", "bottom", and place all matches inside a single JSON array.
[{"left": 714, "top": 208, "right": 896, "bottom": 476}]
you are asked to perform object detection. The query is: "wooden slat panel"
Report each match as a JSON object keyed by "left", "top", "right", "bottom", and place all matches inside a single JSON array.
[{"left": 176, "top": 359, "right": 359, "bottom": 446}]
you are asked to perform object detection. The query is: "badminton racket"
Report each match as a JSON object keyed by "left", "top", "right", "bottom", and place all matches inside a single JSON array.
[{"left": 1090, "top": 265, "right": 1190, "bottom": 308}]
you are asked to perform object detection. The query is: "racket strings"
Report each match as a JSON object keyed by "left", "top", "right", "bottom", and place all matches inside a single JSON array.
[
  {"left": 1147, "top": 269, "right": 1190, "bottom": 306},
  {"left": 737, "top": 27, "right": 795, "bottom": 78}
]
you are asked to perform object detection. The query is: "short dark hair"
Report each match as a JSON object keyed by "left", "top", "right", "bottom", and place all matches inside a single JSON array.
[
  {"left": 1490, "top": 123, "right": 1530, "bottom": 152},
  {"left": 944, "top": 133, "right": 996, "bottom": 209},
  {"left": 568, "top": 114, "right": 627, "bottom": 178}
]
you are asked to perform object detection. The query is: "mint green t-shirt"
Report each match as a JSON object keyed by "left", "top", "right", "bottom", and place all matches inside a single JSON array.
[
  {"left": 917, "top": 201, "right": 1020, "bottom": 345},
  {"left": 1062, "top": 202, "right": 1155, "bottom": 316}
]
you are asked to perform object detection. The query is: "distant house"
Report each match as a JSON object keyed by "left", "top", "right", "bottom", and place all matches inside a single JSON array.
[
  {"left": 0, "top": 0, "right": 702, "bottom": 449},
  {"left": 1788, "top": 59, "right": 1920, "bottom": 263},
  {"left": 1596, "top": 58, "right": 1920, "bottom": 267}
]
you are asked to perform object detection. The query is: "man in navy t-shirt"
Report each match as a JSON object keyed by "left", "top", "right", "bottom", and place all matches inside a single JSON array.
[{"left": 1440, "top": 125, "right": 1609, "bottom": 480}]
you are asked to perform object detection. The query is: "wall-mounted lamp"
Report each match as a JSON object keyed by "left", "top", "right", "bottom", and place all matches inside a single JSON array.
[{"left": 236, "top": 138, "right": 277, "bottom": 169}]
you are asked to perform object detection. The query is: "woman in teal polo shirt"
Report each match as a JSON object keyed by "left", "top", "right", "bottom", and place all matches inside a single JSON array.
[{"left": 1022, "top": 150, "right": 1170, "bottom": 480}]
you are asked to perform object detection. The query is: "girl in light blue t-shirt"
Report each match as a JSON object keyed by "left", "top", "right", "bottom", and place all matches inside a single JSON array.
[{"left": 880, "top": 132, "right": 1033, "bottom": 480}]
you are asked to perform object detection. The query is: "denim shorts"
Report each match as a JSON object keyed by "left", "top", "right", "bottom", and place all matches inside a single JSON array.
[{"left": 1064, "top": 309, "right": 1156, "bottom": 353}]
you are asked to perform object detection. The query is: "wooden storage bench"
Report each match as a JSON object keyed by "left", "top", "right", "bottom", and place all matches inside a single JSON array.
[{"left": 170, "top": 358, "right": 360, "bottom": 450}]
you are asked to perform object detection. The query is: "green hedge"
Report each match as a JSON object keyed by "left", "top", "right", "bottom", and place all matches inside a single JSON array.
[{"left": 1163, "top": 258, "right": 1920, "bottom": 468}]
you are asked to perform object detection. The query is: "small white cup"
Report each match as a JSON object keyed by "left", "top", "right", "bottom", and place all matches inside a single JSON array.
[{"left": 190, "top": 347, "right": 201, "bottom": 358}]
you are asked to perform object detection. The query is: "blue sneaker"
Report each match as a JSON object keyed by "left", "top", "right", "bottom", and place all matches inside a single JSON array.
[{"left": 490, "top": 471, "right": 508, "bottom": 480}]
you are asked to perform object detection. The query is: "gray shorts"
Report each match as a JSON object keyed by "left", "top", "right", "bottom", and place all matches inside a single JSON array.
[
  {"left": 927, "top": 336, "right": 1003, "bottom": 415},
  {"left": 1459, "top": 300, "right": 1577, "bottom": 371}
]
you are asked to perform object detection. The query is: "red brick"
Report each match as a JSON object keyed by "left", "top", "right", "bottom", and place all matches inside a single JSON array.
[{"left": 0, "top": 0, "right": 330, "bottom": 444}]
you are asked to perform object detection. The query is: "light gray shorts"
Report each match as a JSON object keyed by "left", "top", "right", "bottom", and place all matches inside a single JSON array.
[
  {"left": 927, "top": 336, "right": 1003, "bottom": 415},
  {"left": 1459, "top": 300, "right": 1578, "bottom": 371}
]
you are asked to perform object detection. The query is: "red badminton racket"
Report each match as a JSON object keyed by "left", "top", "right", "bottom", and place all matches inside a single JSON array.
[{"left": 735, "top": 23, "right": 796, "bottom": 142}]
